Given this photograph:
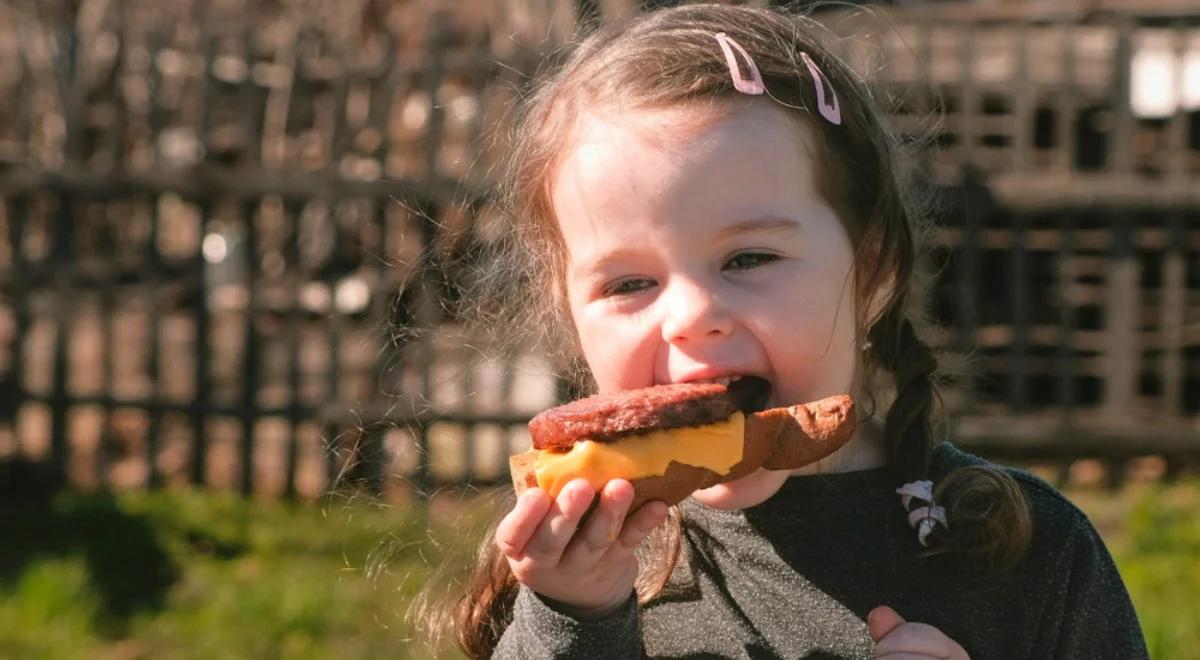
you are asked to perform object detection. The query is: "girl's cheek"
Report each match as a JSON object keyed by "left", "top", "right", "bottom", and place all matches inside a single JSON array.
[
  {"left": 759, "top": 302, "right": 836, "bottom": 362},
  {"left": 577, "top": 314, "right": 660, "bottom": 393}
]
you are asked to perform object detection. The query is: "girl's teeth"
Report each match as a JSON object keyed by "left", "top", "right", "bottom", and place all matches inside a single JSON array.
[{"left": 686, "top": 375, "right": 746, "bottom": 386}]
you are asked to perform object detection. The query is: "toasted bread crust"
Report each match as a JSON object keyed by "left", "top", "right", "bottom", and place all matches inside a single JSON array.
[{"left": 527, "top": 383, "right": 735, "bottom": 451}]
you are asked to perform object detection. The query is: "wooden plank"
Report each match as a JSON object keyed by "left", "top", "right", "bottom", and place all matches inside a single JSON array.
[
  {"left": 322, "top": 203, "right": 344, "bottom": 492},
  {"left": 1165, "top": 22, "right": 1190, "bottom": 180},
  {"left": 145, "top": 196, "right": 163, "bottom": 487},
  {"left": 955, "top": 168, "right": 986, "bottom": 411},
  {"left": 1055, "top": 21, "right": 1077, "bottom": 174},
  {"left": 976, "top": 354, "right": 1109, "bottom": 377},
  {"left": 959, "top": 23, "right": 978, "bottom": 168},
  {"left": 989, "top": 174, "right": 1200, "bottom": 211},
  {"left": 45, "top": 16, "right": 84, "bottom": 482},
  {"left": 954, "top": 412, "right": 1200, "bottom": 460},
  {"left": 1161, "top": 210, "right": 1186, "bottom": 416},
  {"left": 1110, "top": 18, "right": 1134, "bottom": 175},
  {"left": 6, "top": 196, "right": 29, "bottom": 456},
  {"left": 933, "top": 226, "right": 1199, "bottom": 251},
  {"left": 886, "top": 0, "right": 1200, "bottom": 26},
  {"left": 283, "top": 199, "right": 303, "bottom": 498},
  {"left": 239, "top": 199, "right": 259, "bottom": 496},
  {"left": 13, "top": 391, "right": 537, "bottom": 428},
  {"left": 98, "top": 203, "right": 115, "bottom": 489},
  {"left": 1056, "top": 211, "right": 1078, "bottom": 414},
  {"left": 408, "top": 14, "right": 451, "bottom": 499},
  {"left": 361, "top": 198, "right": 391, "bottom": 495},
  {"left": 1012, "top": 24, "right": 1032, "bottom": 173},
  {"left": 1010, "top": 211, "right": 1030, "bottom": 411},
  {"left": 1103, "top": 212, "right": 1139, "bottom": 419},
  {"left": 49, "top": 194, "right": 72, "bottom": 480},
  {"left": 189, "top": 198, "right": 212, "bottom": 486}
]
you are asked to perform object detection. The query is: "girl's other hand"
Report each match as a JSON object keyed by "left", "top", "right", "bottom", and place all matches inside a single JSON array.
[
  {"left": 868, "top": 605, "right": 970, "bottom": 659},
  {"left": 494, "top": 478, "right": 669, "bottom": 619}
]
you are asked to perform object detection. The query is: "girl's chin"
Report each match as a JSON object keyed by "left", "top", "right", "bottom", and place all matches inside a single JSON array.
[{"left": 689, "top": 468, "right": 789, "bottom": 510}]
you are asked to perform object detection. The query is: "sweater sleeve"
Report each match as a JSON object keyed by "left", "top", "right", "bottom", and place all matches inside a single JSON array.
[
  {"left": 1047, "top": 514, "right": 1149, "bottom": 659},
  {"left": 491, "top": 585, "right": 643, "bottom": 659}
]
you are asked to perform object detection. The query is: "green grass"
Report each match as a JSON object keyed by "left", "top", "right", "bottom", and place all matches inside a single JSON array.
[
  {"left": 1072, "top": 480, "right": 1200, "bottom": 660},
  {"left": 1, "top": 479, "right": 1196, "bottom": 659},
  {"left": 0, "top": 487, "right": 498, "bottom": 659}
]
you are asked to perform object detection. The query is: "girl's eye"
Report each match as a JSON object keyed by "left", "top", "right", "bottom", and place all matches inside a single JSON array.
[
  {"left": 601, "top": 277, "right": 655, "bottom": 297},
  {"left": 723, "top": 251, "right": 780, "bottom": 271}
]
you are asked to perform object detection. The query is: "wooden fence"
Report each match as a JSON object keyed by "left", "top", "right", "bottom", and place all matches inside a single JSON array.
[
  {"left": 0, "top": 0, "right": 1197, "bottom": 499},
  {"left": 843, "top": 3, "right": 1200, "bottom": 468},
  {"left": 0, "top": 0, "right": 558, "bottom": 498}
]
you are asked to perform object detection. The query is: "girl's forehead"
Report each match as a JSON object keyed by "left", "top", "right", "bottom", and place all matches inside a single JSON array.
[
  {"left": 561, "top": 99, "right": 803, "bottom": 159},
  {"left": 550, "top": 101, "right": 823, "bottom": 241}
]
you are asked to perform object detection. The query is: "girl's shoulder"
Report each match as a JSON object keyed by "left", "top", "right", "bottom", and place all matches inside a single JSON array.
[{"left": 929, "top": 443, "right": 1148, "bottom": 657}]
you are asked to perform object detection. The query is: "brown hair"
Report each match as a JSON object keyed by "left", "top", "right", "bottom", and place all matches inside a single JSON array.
[{"left": 422, "top": 4, "right": 1031, "bottom": 657}]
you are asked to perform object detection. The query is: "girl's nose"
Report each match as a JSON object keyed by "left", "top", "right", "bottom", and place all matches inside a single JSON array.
[{"left": 660, "top": 280, "right": 734, "bottom": 343}]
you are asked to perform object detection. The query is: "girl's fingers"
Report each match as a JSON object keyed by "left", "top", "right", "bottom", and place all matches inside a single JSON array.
[
  {"left": 599, "top": 498, "right": 669, "bottom": 564},
  {"left": 867, "top": 605, "right": 906, "bottom": 642},
  {"left": 873, "top": 622, "right": 963, "bottom": 658},
  {"left": 558, "top": 479, "right": 635, "bottom": 571},
  {"left": 494, "top": 488, "right": 551, "bottom": 559},
  {"left": 521, "top": 479, "right": 597, "bottom": 563}
]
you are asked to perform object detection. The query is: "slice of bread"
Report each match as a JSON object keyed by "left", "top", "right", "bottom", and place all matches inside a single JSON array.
[{"left": 509, "top": 394, "right": 854, "bottom": 512}]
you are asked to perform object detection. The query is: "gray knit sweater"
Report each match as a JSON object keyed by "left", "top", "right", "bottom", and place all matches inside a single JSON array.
[{"left": 491, "top": 443, "right": 1148, "bottom": 659}]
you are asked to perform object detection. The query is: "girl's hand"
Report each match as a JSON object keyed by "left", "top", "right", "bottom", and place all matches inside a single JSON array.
[
  {"left": 495, "top": 478, "right": 669, "bottom": 619},
  {"left": 868, "top": 605, "right": 970, "bottom": 659}
]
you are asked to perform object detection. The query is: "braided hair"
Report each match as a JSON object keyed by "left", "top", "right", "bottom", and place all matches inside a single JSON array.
[{"left": 871, "top": 307, "right": 1032, "bottom": 571}]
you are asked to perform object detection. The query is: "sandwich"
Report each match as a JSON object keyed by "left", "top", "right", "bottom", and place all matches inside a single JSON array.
[{"left": 509, "top": 378, "right": 856, "bottom": 511}]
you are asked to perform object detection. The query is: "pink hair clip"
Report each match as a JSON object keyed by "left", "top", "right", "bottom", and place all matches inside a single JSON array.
[
  {"left": 800, "top": 51, "right": 841, "bottom": 125},
  {"left": 897, "top": 480, "right": 947, "bottom": 547},
  {"left": 713, "top": 33, "right": 841, "bottom": 127},
  {"left": 714, "top": 32, "right": 764, "bottom": 95}
]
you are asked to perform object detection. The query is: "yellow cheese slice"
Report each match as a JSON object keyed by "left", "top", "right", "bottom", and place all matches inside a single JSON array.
[{"left": 532, "top": 412, "right": 744, "bottom": 497}]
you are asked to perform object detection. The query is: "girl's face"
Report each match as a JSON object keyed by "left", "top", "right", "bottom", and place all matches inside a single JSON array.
[{"left": 550, "top": 101, "right": 869, "bottom": 509}]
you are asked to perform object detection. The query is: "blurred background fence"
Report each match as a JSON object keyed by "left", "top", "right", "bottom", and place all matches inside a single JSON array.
[{"left": 1, "top": 0, "right": 1198, "bottom": 501}]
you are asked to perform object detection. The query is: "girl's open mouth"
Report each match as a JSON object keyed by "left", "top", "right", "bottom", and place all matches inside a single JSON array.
[{"left": 728, "top": 375, "right": 772, "bottom": 414}]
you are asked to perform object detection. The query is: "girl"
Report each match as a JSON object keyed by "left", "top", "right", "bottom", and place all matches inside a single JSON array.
[{"left": 441, "top": 4, "right": 1148, "bottom": 658}]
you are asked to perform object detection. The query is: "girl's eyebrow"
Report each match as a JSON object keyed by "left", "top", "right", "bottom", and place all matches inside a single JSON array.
[
  {"left": 715, "top": 216, "right": 803, "bottom": 241},
  {"left": 570, "top": 247, "right": 643, "bottom": 281}
]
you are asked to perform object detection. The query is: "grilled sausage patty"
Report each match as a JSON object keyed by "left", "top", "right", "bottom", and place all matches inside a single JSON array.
[{"left": 528, "top": 383, "right": 737, "bottom": 452}]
